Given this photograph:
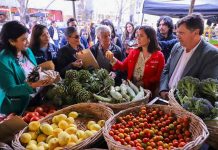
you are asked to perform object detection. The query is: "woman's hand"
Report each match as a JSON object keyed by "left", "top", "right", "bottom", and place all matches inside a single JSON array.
[
  {"left": 28, "top": 77, "right": 54, "bottom": 88},
  {"left": 72, "top": 59, "right": 83, "bottom": 68}
]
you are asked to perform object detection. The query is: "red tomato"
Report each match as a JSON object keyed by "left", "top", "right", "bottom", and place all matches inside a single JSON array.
[
  {"left": 124, "top": 128, "right": 130, "bottom": 133},
  {"left": 34, "top": 107, "right": 44, "bottom": 115},
  {"left": 143, "top": 138, "right": 149, "bottom": 143},
  {"left": 33, "top": 112, "right": 39, "bottom": 116},
  {"left": 178, "top": 142, "right": 186, "bottom": 147},
  {"left": 30, "top": 116, "right": 39, "bottom": 122},
  {"left": 173, "top": 140, "right": 179, "bottom": 147},
  {"left": 109, "top": 131, "right": 114, "bottom": 136},
  {"left": 26, "top": 112, "right": 35, "bottom": 119},
  {"left": 130, "top": 134, "right": 137, "bottom": 140},
  {"left": 125, "top": 136, "right": 131, "bottom": 143},
  {"left": 185, "top": 130, "right": 191, "bottom": 137}
]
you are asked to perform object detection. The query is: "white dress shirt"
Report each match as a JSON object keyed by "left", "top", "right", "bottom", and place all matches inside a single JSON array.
[{"left": 169, "top": 39, "right": 201, "bottom": 89}]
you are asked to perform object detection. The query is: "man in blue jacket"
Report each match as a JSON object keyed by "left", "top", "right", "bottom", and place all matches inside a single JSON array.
[
  {"left": 60, "top": 18, "right": 88, "bottom": 49},
  {"left": 157, "top": 16, "right": 178, "bottom": 61}
]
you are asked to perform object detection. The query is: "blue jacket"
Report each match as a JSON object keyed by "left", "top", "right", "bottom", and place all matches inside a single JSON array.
[
  {"left": 157, "top": 32, "right": 178, "bottom": 61},
  {"left": 32, "top": 43, "right": 58, "bottom": 65},
  {"left": 0, "top": 48, "right": 37, "bottom": 115}
]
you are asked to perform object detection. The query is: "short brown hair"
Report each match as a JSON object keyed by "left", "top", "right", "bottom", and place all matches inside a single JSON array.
[{"left": 177, "top": 13, "right": 204, "bottom": 35}]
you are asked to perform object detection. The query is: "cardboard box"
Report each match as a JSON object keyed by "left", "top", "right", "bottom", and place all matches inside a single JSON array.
[{"left": 0, "top": 116, "right": 27, "bottom": 143}]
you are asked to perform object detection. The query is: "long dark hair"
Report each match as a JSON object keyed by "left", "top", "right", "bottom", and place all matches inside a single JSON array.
[
  {"left": 29, "top": 24, "right": 47, "bottom": 53},
  {"left": 0, "top": 21, "right": 29, "bottom": 56},
  {"left": 124, "top": 22, "right": 134, "bottom": 39},
  {"left": 139, "top": 26, "right": 160, "bottom": 53},
  {"left": 157, "top": 16, "right": 174, "bottom": 36}
]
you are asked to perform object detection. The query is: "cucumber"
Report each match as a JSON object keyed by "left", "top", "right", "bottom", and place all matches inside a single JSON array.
[
  {"left": 132, "top": 86, "right": 145, "bottom": 101},
  {"left": 110, "top": 86, "right": 123, "bottom": 101},
  {"left": 127, "top": 80, "right": 139, "bottom": 94},
  {"left": 115, "top": 86, "right": 121, "bottom": 92},
  {"left": 120, "top": 84, "right": 131, "bottom": 101},
  {"left": 93, "top": 94, "right": 112, "bottom": 102},
  {"left": 126, "top": 85, "right": 136, "bottom": 98}
]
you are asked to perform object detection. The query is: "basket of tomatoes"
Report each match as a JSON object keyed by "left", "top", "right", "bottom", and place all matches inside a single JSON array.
[
  {"left": 103, "top": 104, "right": 209, "bottom": 150},
  {"left": 12, "top": 103, "right": 114, "bottom": 150}
]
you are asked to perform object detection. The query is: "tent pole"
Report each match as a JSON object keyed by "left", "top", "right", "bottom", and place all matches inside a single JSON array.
[
  {"left": 141, "top": 13, "right": 144, "bottom": 25},
  {"left": 189, "top": 0, "right": 195, "bottom": 14}
]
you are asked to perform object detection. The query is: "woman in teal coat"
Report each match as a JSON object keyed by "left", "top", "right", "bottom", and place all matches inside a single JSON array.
[{"left": 0, "top": 21, "right": 53, "bottom": 115}]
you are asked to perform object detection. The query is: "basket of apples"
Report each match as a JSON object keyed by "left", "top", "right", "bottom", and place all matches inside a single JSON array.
[{"left": 103, "top": 104, "right": 209, "bottom": 150}]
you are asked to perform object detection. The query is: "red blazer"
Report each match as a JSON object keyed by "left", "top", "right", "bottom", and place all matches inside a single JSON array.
[{"left": 113, "top": 48, "right": 165, "bottom": 94}]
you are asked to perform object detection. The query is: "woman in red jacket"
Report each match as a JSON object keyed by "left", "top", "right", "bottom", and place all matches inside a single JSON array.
[{"left": 106, "top": 25, "right": 165, "bottom": 96}]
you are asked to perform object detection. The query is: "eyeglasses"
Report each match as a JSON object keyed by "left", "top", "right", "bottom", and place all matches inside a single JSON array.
[{"left": 70, "top": 35, "right": 80, "bottom": 39}]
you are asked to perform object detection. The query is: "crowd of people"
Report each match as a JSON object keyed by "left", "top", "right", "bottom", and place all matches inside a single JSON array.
[{"left": 0, "top": 13, "right": 217, "bottom": 115}]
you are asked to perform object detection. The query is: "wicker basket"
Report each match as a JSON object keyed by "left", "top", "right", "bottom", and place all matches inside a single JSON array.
[
  {"left": 204, "top": 120, "right": 218, "bottom": 149},
  {"left": 12, "top": 103, "right": 114, "bottom": 150},
  {"left": 168, "top": 88, "right": 183, "bottom": 109},
  {"left": 169, "top": 88, "right": 218, "bottom": 149},
  {"left": 100, "top": 89, "right": 151, "bottom": 113},
  {"left": 103, "top": 104, "right": 209, "bottom": 150}
]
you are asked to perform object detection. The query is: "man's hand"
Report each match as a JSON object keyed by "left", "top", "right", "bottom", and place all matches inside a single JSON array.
[
  {"left": 160, "top": 91, "right": 169, "bottom": 100},
  {"left": 72, "top": 59, "right": 83, "bottom": 68}
]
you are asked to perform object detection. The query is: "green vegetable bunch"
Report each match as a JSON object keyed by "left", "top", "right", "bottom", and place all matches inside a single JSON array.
[{"left": 176, "top": 76, "right": 218, "bottom": 120}]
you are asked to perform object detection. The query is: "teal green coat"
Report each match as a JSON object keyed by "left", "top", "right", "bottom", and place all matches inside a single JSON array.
[{"left": 0, "top": 48, "right": 37, "bottom": 115}]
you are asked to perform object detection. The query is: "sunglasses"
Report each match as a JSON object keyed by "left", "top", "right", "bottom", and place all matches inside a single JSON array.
[{"left": 70, "top": 35, "right": 80, "bottom": 39}]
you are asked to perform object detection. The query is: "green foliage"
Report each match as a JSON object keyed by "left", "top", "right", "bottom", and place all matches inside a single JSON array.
[
  {"left": 46, "top": 69, "right": 113, "bottom": 106},
  {"left": 96, "top": 69, "right": 109, "bottom": 80},
  {"left": 177, "top": 76, "right": 200, "bottom": 98},
  {"left": 176, "top": 76, "right": 218, "bottom": 120},
  {"left": 199, "top": 78, "right": 218, "bottom": 103},
  {"left": 104, "top": 76, "right": 115, "bottom": 87}
]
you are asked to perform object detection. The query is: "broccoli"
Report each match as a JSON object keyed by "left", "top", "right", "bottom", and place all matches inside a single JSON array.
[
  {"left": 181, "top": 96, "right": 198, "bottom": 111},
  {"left": 177, "top": 76, "right": 200, "bottom": 98},
  {"left": 199, "top": 78, "right": 218, "bottom": 104},
  {"left": 194, "top": 97, "right": 215, "bottom": 119}
]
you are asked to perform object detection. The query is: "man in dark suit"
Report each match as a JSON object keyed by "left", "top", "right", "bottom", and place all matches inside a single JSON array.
[{"left": 160, "top": 13, "right": 218, "bottom": 100}]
